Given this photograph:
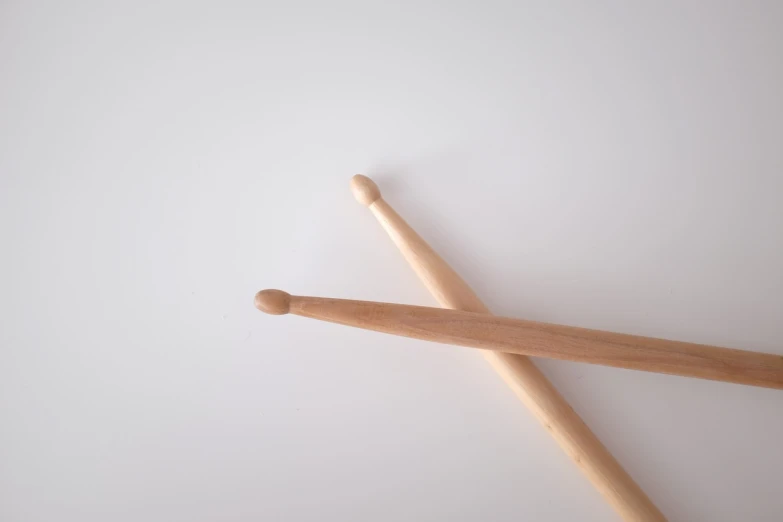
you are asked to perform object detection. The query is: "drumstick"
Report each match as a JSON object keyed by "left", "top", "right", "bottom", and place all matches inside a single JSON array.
[
  {"left": 348, "top": 175, "right": 667, "bottom": 521},
  {"left": 255, "top": 290, "right": 783, "bottom": 390}
]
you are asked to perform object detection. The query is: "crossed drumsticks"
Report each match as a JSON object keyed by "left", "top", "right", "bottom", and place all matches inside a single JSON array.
[{"left": 255, "top": 175, "right": 783, "bottom": 521}]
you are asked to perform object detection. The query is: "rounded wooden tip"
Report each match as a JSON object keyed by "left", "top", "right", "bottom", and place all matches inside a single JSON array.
[
  {"left": 350, "top": 175, "right": 381, "bottom": 206},
  {"left": 254, "top": 289, "right": 291, "bottom": 315}
]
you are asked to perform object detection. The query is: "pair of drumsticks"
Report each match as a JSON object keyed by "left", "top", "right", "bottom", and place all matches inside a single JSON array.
[{"left": 255, "top": 175, "right": 783, "bottom": 521}]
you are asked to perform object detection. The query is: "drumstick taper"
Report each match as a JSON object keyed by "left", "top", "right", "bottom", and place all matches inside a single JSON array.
[{"left": 347, "top": 175, "right": 667, "bottom": 521}]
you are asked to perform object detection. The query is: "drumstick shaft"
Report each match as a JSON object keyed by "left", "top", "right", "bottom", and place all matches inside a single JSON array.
[
  {"left": 270, "top": 294, "right": 783, "bottom": 389},
  {"left": 351, "top": 176, "right": 667, "bottom": 521}
]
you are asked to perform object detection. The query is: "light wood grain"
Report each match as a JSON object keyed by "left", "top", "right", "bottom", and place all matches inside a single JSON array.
[
  {"left": 347, "top": 174, "right": 667, "bottom": 522},
  {"left": 256, "top": 291, "right": 783, "bottom": 390}
]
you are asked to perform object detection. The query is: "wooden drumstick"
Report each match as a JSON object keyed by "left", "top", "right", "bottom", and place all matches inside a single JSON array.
[
  {"left": 255, "top": 290, "right": 783, "bottom": 389},
  {"left": 348, "top": 175, "right": 667, "bottom": 521}
]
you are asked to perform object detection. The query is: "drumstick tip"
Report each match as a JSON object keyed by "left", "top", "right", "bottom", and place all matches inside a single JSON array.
[
  {"left": 254, "top": 289, "right": 291, "bottom": 315},
  {"left": 350, "top": 174, "right": 381, "bottom": 206}
]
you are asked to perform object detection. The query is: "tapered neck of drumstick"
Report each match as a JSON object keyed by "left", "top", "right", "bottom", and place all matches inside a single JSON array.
[{"left": 368, "top": 198, "right": 490, "bottom": 313}]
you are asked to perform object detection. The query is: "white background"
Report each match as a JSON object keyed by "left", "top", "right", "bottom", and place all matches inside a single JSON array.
[{"left": 2, "top": 1, "right": 782, "bottom": 520}]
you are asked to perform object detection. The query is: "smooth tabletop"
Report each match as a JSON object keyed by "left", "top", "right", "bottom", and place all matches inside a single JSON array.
[{"left": 2, "top": 2, "right": 783, "bottom": 521}]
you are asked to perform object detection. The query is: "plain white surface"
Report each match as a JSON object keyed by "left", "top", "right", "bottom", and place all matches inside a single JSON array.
[{"left": 2, "top": 1, "right": 783, "bottom": 520}]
